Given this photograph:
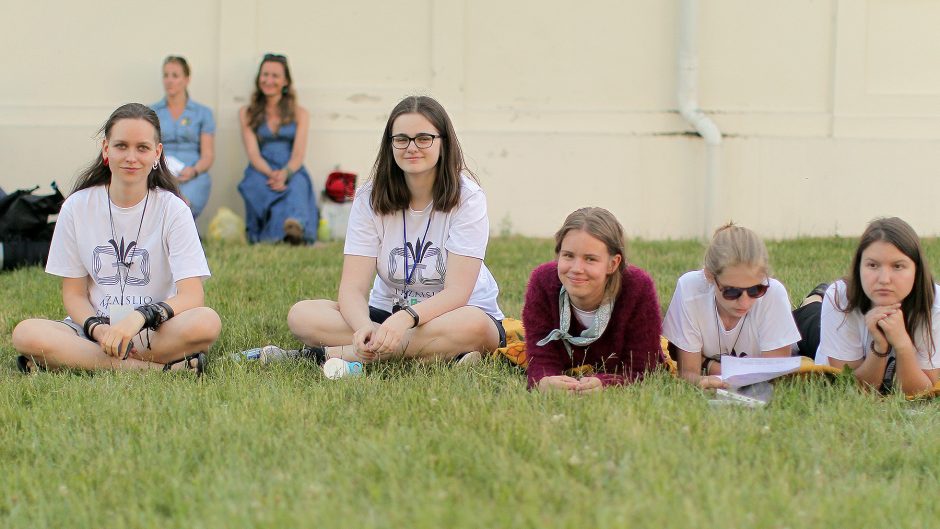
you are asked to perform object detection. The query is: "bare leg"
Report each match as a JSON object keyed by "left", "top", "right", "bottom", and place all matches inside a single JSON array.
[
  {"left": 398, "top": 306, "right": 500, "bottom": 361},
  {"left": 128, "top": 307, "right": 222, "bottom": 364},
  {"left": 288, "top": 299, "right": 355, "bottom": 346},
  {"left": 288, "top": 300, "right": 499, "bottom": 364},
  {"left": 13, "top": 319, "right": 162, "bottom": 371},
  {"left": 12, "top": 307, "right": 221, "bottom": 372}
]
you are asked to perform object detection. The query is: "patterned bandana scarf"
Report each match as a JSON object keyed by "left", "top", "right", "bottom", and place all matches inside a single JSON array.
[{"left": 536, "top": 286, "right": 614, "bottom": 357}]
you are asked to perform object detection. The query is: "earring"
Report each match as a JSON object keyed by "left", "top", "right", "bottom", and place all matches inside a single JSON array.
[
  {"left": 103, "top": 157, "right": 109, "bottom": 166},
  {"left": 282, "top": 86, "right": 288, "bottom": 95},
  {"left": 152, "top": 160, "right": 159, "bottom": 170}
]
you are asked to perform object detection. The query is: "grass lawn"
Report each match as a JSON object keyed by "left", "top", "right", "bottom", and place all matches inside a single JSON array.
[{"left": 2, "top": 237, "right": 940, "bottom": 528}]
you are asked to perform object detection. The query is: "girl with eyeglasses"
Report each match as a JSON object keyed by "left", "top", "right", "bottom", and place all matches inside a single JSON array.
[
  {"left": 663, "top": 223, "right": 801, "bottom": 389},
  {"left": 813, "top": 217, "right": 940, "bottom": 396},
  {"left": 237, "top": 53, "right": 318, "bottom": 245},
  {"left": 151, "top": 56, "right": 216, "bottom": 219},
  {"left": 268, "top": 95, "right": 504, "bottom": 369},
  {"left": 523, "top": 207, "right": 663, "bottom": 393},
  {"left": 11, "top": 103, "right": 220, "bottom": 374}
]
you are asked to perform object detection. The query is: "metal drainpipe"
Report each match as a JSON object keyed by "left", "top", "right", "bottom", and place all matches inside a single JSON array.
[{"left": 678, "top": 0, "right": 722, "bottom": 240}]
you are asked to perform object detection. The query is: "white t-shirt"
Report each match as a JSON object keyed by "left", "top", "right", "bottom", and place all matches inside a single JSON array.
[
  {"left": 572, "top": 305, "right": 597, "bottom": 329},
  {"left": 46, "top": 186, "right": 210, "bottom": 317},
  {"left": 662, "top": 270, "right": 801, "bottom": 360},
  {"left": 343, "top": 174, "right": 503, "bottom": 320},
  {"left": 815, "top": 280, "right": 940, "bottom": 370}
]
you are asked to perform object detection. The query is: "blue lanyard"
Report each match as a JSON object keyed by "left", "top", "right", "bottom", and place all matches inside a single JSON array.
[{"left": 402, "top": 208, "right": 433, "bottom": 301}]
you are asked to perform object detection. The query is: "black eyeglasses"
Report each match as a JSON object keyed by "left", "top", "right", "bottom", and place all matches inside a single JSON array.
[
  {"left": 263, "top": 53, "right": 287, "bottom": 62},
  {"left": 714, "top": 278, "right": 770, "bottom": 301},
  {"left": 390, "top": 134, "right": 441, "bottom": 150}
]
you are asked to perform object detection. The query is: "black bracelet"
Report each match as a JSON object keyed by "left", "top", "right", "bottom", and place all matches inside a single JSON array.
[
  {"left": 402, "top": 305, "right": 419, "bottom": 328},
  {"left": 134, "top": 302, "right": 175, "bottom": 330},
  {"left": 870, "top": 340, "right": 892, "bottom": 358},
  {"left": 83, "top": 316, "right": 110, "bottom": 341},
  {"left": 702, "top": 357, "right": 716, "bottom": 376}
]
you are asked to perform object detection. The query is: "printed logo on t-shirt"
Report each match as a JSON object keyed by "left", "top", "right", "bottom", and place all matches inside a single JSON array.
[
  {"left": 92, "top": 237, "right": 151, "bottom": 287},
  {"left": 388, "top": 236, "right": 445, "bottom": 291}
]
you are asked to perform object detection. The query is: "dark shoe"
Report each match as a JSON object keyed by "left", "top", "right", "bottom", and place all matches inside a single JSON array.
[
  {"left": 16, "top": 355, "right": 46, "bottom": 374},
  {"left": 283, "top": 218, "right": 304, "bottom": 246},
  {"left": 163, "top": 352, "right": 207, "bottom": 376},
  {"left": 298, "top": 345, "right": 327, "bottom": 365},
  {"left": 807, "top": 283, "right": 829, "bottom": 301}
]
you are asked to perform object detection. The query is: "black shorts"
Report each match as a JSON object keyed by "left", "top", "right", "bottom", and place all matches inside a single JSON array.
[
  {"left": 792, "top": 302, "right": 821, "bottom": 359},
  {"left": 368, "top": 305, "right": 507, "bottom": 348}
]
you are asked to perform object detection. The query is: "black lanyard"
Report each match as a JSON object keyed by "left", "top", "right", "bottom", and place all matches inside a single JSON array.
[
  {"left": 106, "top": 186, "right": 149, "bottom": 303},
  {"left": 715, "top": 306, "right": 748, "bottom": 357},
  {"left": 401, "top": 208, "right": 432, "bottom": 302}
]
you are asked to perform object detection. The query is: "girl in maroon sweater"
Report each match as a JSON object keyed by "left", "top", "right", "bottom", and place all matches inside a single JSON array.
[{"left": 523, "top": 207, "right": 663, "bottom": 393}]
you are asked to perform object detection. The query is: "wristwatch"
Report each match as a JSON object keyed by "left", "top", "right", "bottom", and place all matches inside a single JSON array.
[{"left": 402, "top": 305, "right": 419, "bottom": 328}]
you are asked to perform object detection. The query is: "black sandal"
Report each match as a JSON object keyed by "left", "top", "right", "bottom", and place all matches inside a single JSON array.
[
  {"left": 16, "top": 355, "right": 46, "bottom": 374},
  {"left": 163, "top": 352, "right": 207, "bottom": 376}
]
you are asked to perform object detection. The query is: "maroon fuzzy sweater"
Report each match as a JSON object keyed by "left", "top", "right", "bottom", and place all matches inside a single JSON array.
[{"left": 523, "top": 262, "right": 663, "bottom": 389}]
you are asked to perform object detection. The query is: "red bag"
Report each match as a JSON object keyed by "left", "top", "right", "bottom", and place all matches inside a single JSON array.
[{"left": 324, "top": 171, "right": 356, "bottom": 203}]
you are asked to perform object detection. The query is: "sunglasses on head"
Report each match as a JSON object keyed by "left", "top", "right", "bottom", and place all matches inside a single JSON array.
[
  {"left": 714, "top": 278, "right": 770, "bottom": 301},
  {"left": 263, "top": 53, "right": 287, "bottom": 62}
]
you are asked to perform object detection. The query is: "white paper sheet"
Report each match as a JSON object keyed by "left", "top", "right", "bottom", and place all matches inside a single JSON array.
[
  {"left": 718, "top": 356, "right": 802, "bottom": 387},
  {"left": 164, "top": 155, "right": 186, "bottom": 177}
]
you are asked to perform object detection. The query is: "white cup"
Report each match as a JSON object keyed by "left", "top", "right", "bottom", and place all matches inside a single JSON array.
[{"left": 323, "top": 357, "right": 363, "bottom": 380}]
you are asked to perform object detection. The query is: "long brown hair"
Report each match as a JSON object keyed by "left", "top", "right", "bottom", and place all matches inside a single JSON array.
[
  {"left": 839, "top": 217, "right": 935, "bottom": 353},
  {"left": 369, "top": 96, "right": 474, "bottom": 215},
  {"left": 553, "top": 207, "right": 627, "bottom": 301},
  {"left": 72, "top": 103, "right": 179, "bottom": 197},
  {"left": 246, "top": 54, "right": 296, "bottom": 130}
]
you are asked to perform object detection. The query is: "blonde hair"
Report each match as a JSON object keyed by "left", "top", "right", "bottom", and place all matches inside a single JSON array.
[
  {"left": 703, "top": 223, "right": 770, "bottom": 278},
  {"left": 554, "top": 207, "right": 627, "bottom": 301}
]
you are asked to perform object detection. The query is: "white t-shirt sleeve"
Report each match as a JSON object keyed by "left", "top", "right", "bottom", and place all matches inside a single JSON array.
[
  {"left": 444, "top": 181, "right": 489, "bottom": 260},
  {"left": 924, "top": 302, "right": 940, "bottom": 368},
  {"left": 755, "top": 279, "right": 802, "bottom": 351},
  {"left": 816, "top": 283, "right": 863, "bottom": 365},
  {"left": 45, "top": 197, "right": 86, "bottom": 278},
  {"left": 343, "top": 188, "right": 381, "bottom": 258},
  {"left": 662, "top": 274, "right": 704, "bottom": 353},
  {"left": 165, "top": 199, "right": 210, "bottom": 282}
]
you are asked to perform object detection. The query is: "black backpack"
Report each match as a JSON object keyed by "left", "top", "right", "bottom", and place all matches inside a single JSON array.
[
  {"left": 0, "top": 183, "right": 64, "bottom": 270},
  {"left": 0, "top": 182, "right": 64, "bottom": 242}
]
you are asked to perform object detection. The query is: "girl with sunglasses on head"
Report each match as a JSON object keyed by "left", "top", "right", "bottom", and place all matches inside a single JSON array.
[
  {"left": 663, "top": 223, "right": 801, "bottom": 389},
  {"left": 237, "top": 53, "right": 318, "bottom": 245},
  {"left": 523, "top": 207, "right": 663, "bottom": 394},
  {"left": 263, "top": 95, "right": 504, "bottom": 369},
  {"left": 11, "top": 103, "right": 221, "bottom": 374},
  {"left": 813, "top": 217, "right": 940, "bottom": 396},
  {"left": 151, "top": 56, "right": 216, "bottom": 219}
]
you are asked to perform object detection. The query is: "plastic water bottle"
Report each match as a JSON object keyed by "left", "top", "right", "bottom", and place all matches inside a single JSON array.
[
  {"left": 323, "top": 357, "right": 363, "bottom": 380},
  {"left": 232, "top": 345, "right": 293, "bottom": 363},
  {"left": 317, "top": 217, "right": 331, "bottom": 242},
  {"left": 232, "top": 348, "right": 262, "bottom": 362}
]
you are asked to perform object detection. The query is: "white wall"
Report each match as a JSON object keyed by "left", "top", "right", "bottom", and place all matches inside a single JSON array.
[{"left": 2, "top": 0, "right": 939, "bottom": 238}]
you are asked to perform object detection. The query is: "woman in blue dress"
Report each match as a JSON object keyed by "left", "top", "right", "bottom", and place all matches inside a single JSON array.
[
  {"left": 237, "top": 54, "right": 317, "bottom": 245},
  {"left": 151, "top": 56, "right": 215, "bottom": 218}
]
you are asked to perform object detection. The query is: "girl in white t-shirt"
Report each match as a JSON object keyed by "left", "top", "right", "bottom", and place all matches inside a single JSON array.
[
  {"left": 12, "top": 103, "right": 221, "bottom": 374},
  {"left": 284, "top": 96, "right": 505, "bottom": 367},
  {"left": 814, "top": 217, "right": 940, "bottom": 396},
  {"left": 662, "top": 224, "right": 801, "bottom": 389}
]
